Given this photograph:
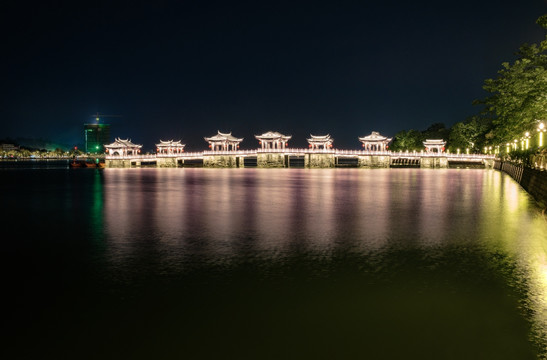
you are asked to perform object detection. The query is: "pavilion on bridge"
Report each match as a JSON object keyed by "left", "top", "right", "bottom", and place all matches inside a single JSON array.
[
  {"left": 307, "top": 134, "right": 333, "bottom": 149},
  {"left": 104, "top": 138, "right": 142, "bottom": 156},
  {"left": 204, "top": 131, "right": 243, "bottom": 151},
  {"left": 156, "top": 140, "right": 185, "bottom": 155},
  {"left": 255, "top": 131, "right": 292, "bottom": 149},
  {"left": 423, "top": 139, "right": 446, "bottom": 153},
  {"left": 358, "top": 131, "right": 392, "bottom": 151}
]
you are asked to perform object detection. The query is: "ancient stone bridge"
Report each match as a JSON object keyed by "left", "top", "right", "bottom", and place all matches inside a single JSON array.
[{"left": 105, "top": 148, "right": 495, "bottom": 169}]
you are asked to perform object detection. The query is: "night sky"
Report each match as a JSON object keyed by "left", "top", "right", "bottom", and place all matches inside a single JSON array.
[{"left": 2, "top": 1, "right": 547, "bottom": 151}]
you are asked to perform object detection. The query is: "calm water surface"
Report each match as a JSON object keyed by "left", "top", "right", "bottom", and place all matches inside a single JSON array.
[{"left": 3, "top": 166, "right": 547, "bottom": 359}]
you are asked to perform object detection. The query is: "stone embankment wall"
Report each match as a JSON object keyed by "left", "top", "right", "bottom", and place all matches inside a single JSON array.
[{"left": 495, "top": 160, "right": 547, "bottom": 209}]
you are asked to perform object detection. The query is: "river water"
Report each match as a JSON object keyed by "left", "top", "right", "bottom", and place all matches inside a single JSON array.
[{"left": 3, "top": 165, "right": 547, "bottom": 359}]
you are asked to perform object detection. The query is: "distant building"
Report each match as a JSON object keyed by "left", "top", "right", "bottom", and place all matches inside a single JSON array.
[{"left": 84, "top": 123, "right": 111, "bottom": 153}]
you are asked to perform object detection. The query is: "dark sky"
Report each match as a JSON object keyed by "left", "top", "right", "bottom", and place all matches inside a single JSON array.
[{"left": 2, "top": 0, "right": 547, "bottom": 151}]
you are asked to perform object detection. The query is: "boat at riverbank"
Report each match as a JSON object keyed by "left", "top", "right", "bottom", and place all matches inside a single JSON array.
[{"left": 69, "top": 160, "right": 85, "bottom": 168}]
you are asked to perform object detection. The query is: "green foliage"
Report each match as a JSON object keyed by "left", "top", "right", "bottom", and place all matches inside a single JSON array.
[
  {"left": 447, "top": 116, "right": 492, "bottom": 152},
  {"left": 505, "top": 148, "right": 536, "bottom": 166},
  {"left": 474, "top": 15, "right": 547, "bottom": 144},
  {"left": 423, "top": 123, "right": 449, "bottom": 141},
  {"left": 390, "top": 129, "right": 424, "bottom": 151}
]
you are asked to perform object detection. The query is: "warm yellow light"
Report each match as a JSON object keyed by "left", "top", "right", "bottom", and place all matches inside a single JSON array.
[
  {"left": 525, "top": 131, "right": 530, "bottom": 137},
  {"left": 457, "top": 148, "right": 460, "bottom": 154},
  {"left": 540, "top": 132, "right": 544, "bottom": 147},
  {"left": 539, "top": 122, "right": 545, "bottom": 130}
]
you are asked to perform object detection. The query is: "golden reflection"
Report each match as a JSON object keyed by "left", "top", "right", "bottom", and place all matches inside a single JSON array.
[{"left": 480, "top": 170, "right": 547, "bottom": 352}]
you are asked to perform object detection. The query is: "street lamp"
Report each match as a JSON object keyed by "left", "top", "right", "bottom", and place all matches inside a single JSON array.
[{"left": 538, "top": 121, "right": 545, "bottom": 147}]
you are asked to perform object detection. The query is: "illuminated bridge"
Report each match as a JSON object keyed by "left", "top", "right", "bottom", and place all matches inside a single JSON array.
[
  {"left": 103, "top": 131, "right": 496, "bottom": 168},
  {"left": 104, "top": 148, "right": 495, "bottom": 169}
]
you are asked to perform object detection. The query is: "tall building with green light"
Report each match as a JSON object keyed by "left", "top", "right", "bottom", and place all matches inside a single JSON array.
[{"left": 84, "top": 123, "right": 111, "bottom": 153}]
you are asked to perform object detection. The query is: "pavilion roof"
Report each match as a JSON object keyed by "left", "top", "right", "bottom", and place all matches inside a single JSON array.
[
  {"left": 358, "top": 131, "right": 392, "bottom": 142},
  {"left": 423, "top": 139, "right": 446, "bottom": 145},
  {"left": 156, "top": 140, "right": 185, "bottom": 147},
  {"left": 307, "top": 134, "right": 332, "bottom": 141},
  {"left": 254, "top": 131, "right": 292, "bottom": 140},
  {"left": 204, "top": 131, "right": 243, "bottom": 142},
  {"left": 104, "top": 137, "right": 142, "bottom": 148}
]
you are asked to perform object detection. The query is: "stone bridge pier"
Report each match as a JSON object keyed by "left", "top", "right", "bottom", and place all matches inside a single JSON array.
[
  {"left": 420, "top": 157, "right": 448, "bottom": 168},
  {"left": 305, "top": 153, "right": 335, "bottom": 168}
]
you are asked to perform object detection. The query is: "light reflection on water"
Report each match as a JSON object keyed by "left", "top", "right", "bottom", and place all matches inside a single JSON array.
[
  {"left": 103, "top": 168, "right": 542, "bottom": 256},
  {"left": 101, "top": 167, "right": 547, "bottom": 357}
]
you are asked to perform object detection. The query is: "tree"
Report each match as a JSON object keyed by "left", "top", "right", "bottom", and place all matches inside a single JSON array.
[
  {"left": 474, "top": 15, "right": 547, "bottom": 144},
  {"left": 422, "top": 123, "right": 449, "bottom": 141},
  {"left": 447, "top": 116, "right": 492, "bottom": 152},
  {"left": 390, "top": 129, "right": 424, "bottom": 151}
]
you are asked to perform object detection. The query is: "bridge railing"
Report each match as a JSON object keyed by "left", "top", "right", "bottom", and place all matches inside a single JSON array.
[
  {"left": 156, "top": 152, "right": 205, "bottom": 158},
  {"left": 105, "top": 154, "right": 157, "bottom": 160}
]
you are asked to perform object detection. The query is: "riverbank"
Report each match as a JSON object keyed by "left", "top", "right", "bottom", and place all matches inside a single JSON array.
[{"left": 495, "top": 160, "right": 547, "bottom": 209}]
